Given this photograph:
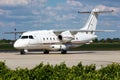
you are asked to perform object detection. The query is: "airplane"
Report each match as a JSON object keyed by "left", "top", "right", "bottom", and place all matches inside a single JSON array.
[{"left": 13, "top": 8, "right": 114, "bottom": 54}]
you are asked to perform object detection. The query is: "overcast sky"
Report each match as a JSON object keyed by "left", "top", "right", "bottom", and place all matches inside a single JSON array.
[{"left": 0, "top": 0, "right": 120, "bottom": 39}]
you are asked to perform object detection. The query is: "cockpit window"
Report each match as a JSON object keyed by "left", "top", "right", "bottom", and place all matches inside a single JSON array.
[
  {"left": 21, "top": 36, "right": 28, "bottom": 39},
  {"left": 21, "top": 35, "right": 34, "bottom": 39},
  {"left": 29, "top": 35, "right": 34, "bottom": 39}
]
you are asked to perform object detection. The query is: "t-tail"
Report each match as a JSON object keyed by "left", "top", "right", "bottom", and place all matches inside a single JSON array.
[{"left": 79, "top": 8, "right": 113, "bottom": 34}]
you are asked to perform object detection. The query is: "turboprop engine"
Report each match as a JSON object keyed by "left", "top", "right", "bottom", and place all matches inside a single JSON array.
[{"left": 58, "top": 31, "right": 74, "bottom": 43}]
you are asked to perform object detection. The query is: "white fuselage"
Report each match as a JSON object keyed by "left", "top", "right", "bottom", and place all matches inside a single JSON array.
[
  {"left": 14, "top": 30, "right": 97, "bottom": 51},
  {"left": 14, "top": 8, "right": 110, "bottom": 54}
]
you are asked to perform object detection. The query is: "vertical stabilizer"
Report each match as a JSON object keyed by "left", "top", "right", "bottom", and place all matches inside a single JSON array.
[{"left": 80, "top": 8, "right": 99, "bottom": 34}]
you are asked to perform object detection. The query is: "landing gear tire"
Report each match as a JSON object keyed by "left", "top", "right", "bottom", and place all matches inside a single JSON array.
[
  {"left": 20, "top": 50, "right": 26, "bottom": 55},
  {"left": 61, "top": 49, "right": 67, "bottom": 54},
  {"left": 43, "top": 50, "right": 49, "bottom": 54}
]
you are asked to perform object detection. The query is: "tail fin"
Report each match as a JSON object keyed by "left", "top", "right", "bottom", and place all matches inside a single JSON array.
[
  {"left": 80, "top": 8, "right": 99, "bottom": 34},
  {"left": 79, "top": 8, "right": 113, "bottom": 34}
]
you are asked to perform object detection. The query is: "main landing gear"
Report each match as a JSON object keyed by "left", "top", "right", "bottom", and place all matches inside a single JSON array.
[
  {"left": 43, "top": 50, "right": 49, "bottom": 54},
  {"left": 61, "top": 49, "right": 67, "bottom": 54},
  {"left": 43, "top": 49, "right": 67, "bottom": 54}
]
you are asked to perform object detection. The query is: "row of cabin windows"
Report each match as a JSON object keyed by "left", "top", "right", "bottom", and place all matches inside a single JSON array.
[
  {"left": 43, "top": 37, "right": 56, "bottom": 41},
  {"left": 42, "top": 37, "right": 79, "bottom": 41}
]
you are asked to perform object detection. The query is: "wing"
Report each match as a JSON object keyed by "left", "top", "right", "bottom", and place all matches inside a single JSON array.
[{"left": 53, "top": 30, "right": 115, "bottom": 35}]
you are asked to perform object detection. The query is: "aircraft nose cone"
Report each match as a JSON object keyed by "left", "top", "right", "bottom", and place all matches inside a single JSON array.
[
  {"left": 14, "top": 39, "right": 29, "bottom": 49},
  {"left": 14, "top": 42, "right": 20, "bottom": 49},
  {"left": 14, "top": 41, "right": 22, "bottom": 49}
]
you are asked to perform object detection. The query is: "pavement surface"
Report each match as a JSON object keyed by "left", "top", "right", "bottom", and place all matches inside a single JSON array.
[{"left": 0, "top": 51, "right": 120, "bottom": 69}]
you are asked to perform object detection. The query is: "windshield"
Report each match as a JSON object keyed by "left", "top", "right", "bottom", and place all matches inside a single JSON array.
[
  {"left": 29, "top": 35, "right": 34, "bottom": 39},
  {"left": 21, "top": 35, "right": 34, "bottom": 39},
  {"left": 21, "top": 36, "right": 28, "bottom": 39}
]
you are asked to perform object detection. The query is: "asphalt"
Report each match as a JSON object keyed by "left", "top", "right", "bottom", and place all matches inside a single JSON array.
[{"left": 0, "top": 51, "right": 120, "bottom": 69}]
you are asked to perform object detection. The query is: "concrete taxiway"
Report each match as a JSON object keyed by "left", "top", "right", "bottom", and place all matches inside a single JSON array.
[{"left": 0, "top": 51, "right": 120, "bottom": 69}]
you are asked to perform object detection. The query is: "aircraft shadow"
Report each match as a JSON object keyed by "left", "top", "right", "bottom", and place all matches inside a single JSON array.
[{"left": 16, "top": 51, "right": 95, "bottom": 55}]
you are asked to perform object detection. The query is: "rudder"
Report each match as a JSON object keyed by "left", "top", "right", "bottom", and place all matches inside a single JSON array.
[{"left": 80, "top": 8, "right": 99, "bottom": 34}]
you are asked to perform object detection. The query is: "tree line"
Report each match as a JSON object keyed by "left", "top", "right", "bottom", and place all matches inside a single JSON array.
[{"left": 93, "top": 38, "right": 120, "bottom": 43}]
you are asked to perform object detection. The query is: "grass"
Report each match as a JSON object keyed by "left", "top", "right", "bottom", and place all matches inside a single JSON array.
[
  {"left": 69, "top": 43, "right": 120, "bottom": 51},
  {"left": 0, "top": 43, "right": 15, "bottom": 50}
]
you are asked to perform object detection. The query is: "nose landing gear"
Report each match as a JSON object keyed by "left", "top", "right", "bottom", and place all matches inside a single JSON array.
[{"left": 20, "top": 50, "right": 28, "bottom": 55}]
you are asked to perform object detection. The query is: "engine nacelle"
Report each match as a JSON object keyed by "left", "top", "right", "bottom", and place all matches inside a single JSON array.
[
  {"left": 50, "top": 45, "right": 66, "bottom": 50},
  {"left": 58, "top": 35, "right": 73, "bottom": 43},
  {"left": 58, "top": 31, "right": 74, "bottom": 43}
]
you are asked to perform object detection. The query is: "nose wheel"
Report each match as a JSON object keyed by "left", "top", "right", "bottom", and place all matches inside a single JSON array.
[
  {"left": 20, "top": 50, "right": 28, "bottom": 55},
  {"left": 20, "top": 50, "right": 25, "bottom": 55}
]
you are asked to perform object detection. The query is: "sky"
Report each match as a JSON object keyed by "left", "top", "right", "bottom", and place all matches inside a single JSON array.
[{"left": 0, "top": 0, "right": 120, "bottom": 40}]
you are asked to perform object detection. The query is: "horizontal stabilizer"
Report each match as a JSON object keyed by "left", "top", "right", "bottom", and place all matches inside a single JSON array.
[{"left": 78, "top": 10, "right": 114, "bottom": 14}]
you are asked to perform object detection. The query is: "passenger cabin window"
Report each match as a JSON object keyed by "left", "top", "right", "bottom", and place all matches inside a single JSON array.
[
  {"left": 43, "top": 38, "right": 45, "bottom": 40},
  {"left": 76, "top": 38, "right": 78, "bottom": 40}
]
